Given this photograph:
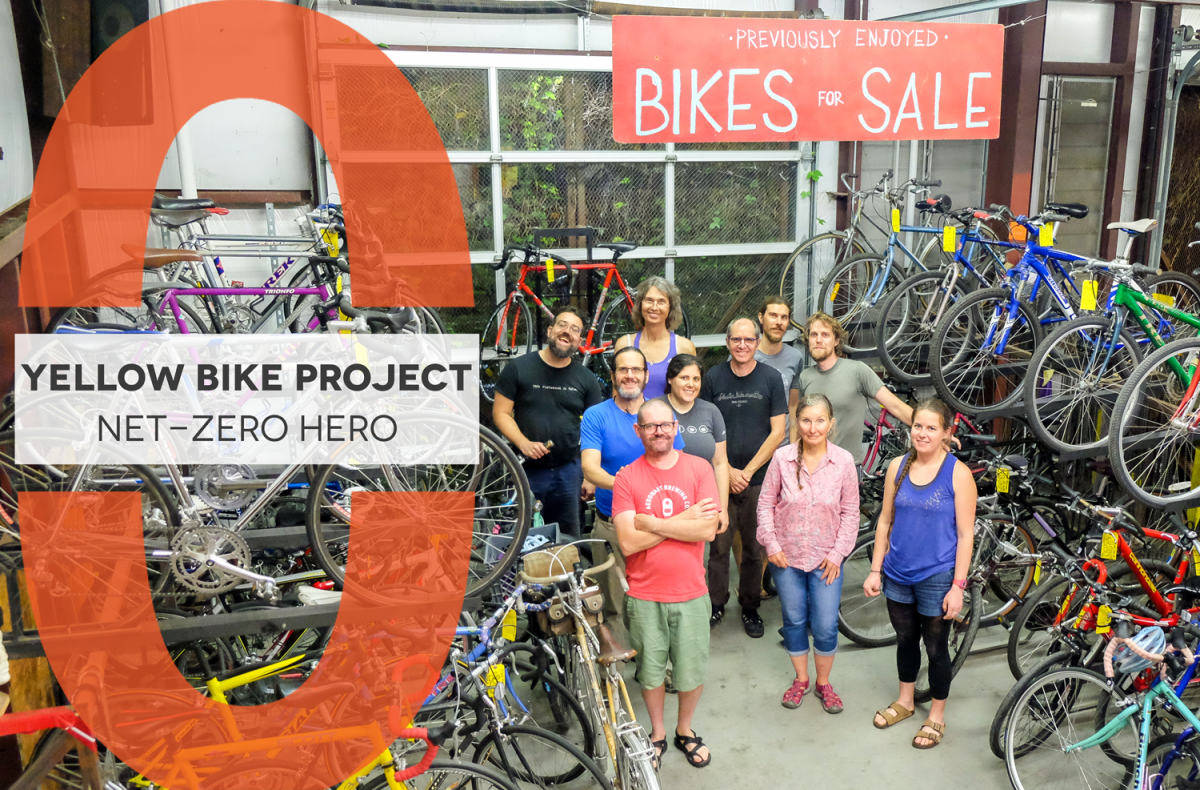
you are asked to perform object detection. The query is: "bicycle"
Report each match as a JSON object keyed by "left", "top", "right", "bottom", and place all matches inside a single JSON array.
[{"left": 518, "top": 542, "right": 660, "bottom": 790}]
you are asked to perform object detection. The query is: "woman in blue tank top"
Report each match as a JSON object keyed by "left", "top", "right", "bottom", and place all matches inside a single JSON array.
[
  {"left": 614, "top": 276, "right": 696, "bottom": 399},
  {"left": 862, "top": 398, "right": 976, "bottom": 750}
]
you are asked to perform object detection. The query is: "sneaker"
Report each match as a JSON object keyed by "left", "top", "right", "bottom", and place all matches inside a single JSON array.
[
  {"left": 709, "top": 605, "right": 725, "bottom": 629},
  {"left": 742, "top": 610, "right": 765, "bottom": 638},
  {"left": 814, "top": 683, "right": 844, "bottom": 714},
  {"left": 781, "top": 679, "right": 810, "bottom": 709}
]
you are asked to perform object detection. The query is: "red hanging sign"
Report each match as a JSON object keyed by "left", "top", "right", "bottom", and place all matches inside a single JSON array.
[{"left": 612, "top": 16, "right": 1004, "bottom": 143}]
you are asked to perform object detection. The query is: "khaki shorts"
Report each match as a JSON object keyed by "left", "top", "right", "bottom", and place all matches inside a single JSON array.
[{"left": 624, "top": 595, "right": 711, "bottom": 693}]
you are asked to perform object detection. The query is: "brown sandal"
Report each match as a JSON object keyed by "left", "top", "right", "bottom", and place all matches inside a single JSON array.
[
  {"left": 872, "top": 702, "right": 914, "bottom": 729},
  {"left": 912, "top": 719, "right": 945, "bottom": 749}
]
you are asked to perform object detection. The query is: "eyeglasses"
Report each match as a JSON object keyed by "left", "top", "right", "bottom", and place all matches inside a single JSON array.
[
  {"left": 616, "top": 366, "right": 647, "bottom": 376},
  {"left": 638, "top": 421, "right": 676, "bottom": 434},
  {"left": 642, "top": 297, "right": 669, "bottom": 308},
  {"left": 728, "top": 337, "right": 757, "bottom": 346},
  {"left": 552, "top": 320, "right": 582, "bottom": 337}
]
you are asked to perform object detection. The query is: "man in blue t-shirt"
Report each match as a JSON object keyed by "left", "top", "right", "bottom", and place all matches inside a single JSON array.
[{"left": 582, "top": 346, "right": 684, "bottom": 620}]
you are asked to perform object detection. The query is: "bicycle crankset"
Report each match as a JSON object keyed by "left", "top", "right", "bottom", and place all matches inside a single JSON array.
[
  {"left": 194, "top": 464, "right": 260, "bottom": 510},
  {"left": 170, "top": 526, "right": 253, "bottom": 595}
]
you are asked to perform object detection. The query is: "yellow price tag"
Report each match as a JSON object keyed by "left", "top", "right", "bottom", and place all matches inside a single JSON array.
[
  {"left": 501, "top": 609, "right": 517, "bottom": 641},
  {"left": 1153, "top": 292, "right": 1176, "bottom": 308},
  {"left": 1080, "top": 280, "right": 1098, "bottom": 312},
  {"left": 891, "top": 207, "right": 901, "bottom": 233},
  {"left": 830, "top": 282, "right": 841, "bottom": 303},
  {"left": 1101, "top": 530, "right": 1118, "bottom": 561},
  {"left": 942, "top": 225, "right": 957, "bottom": 252},
  {"left": 1043, "top": 369, "right": 1055, "bottom": 384},
  {"left": 1034, "top": 559, "right": 1042, "bottom": 586},
  {"left": 484, "top": 664, "right": 507, "bottom": 697},
  {"left": 1193, "top": 548, "right": 1200, "bottom": 570},
  {"left": 545, "top": 258, "right": 556, "bottom": 283},
  {"left": 996, "top": 467, "right": 1010, "bottom": 494},
  {"left": 1095, "top": 605, "right": 1112, "bottom": 635},
  {"left": 321, "top": 228, "right": 340, "bottom": 256},
  {"left": 1039, "top": 222, "right": 1053, "bottom": 246}
]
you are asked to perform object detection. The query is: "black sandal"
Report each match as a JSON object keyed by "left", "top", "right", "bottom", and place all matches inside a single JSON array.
[
  {"left": 673, "top": 730, "right": 711, "bottom": 768},
  {"left": 651, "top": 738, "right": 667, "bottom": 771}
]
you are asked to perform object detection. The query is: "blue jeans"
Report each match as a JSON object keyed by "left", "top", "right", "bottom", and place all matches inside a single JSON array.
[
  {"left": 524, "top": 459, "right": 582, "bottom": 539},
  {"left": 882, "top": 569, "right": 955, "bottom": 617},
  {"left": 770, "top": 564, "right": 843, "bottom": 657}
]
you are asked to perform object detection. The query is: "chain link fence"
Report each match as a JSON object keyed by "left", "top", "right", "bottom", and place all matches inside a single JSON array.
[{"left": 675, "top": 162, "right": 797, "bottom": 245}]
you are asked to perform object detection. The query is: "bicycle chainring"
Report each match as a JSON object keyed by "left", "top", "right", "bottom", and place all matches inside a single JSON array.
[
  {"left": 221, "top": 304, "right": 257, "bottom": 334},
  {"left": 170, "top": 526, "right": 252, "bottom": 595},
  {"left": 194, "top": 464, "right": 259, "bottom": 510}
]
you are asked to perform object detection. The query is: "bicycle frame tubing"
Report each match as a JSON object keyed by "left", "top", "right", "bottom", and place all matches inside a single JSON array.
[
  {"left": 159, "top": 284, "right": 336, "bottom": 334},
  {"left": 1113, "top": 282, "right": 1200, "bottom": 381},
  {"left": 1151, "top": 726, "right": 1200, "bottom": 790},
  {"left": 1066, "top": 665, "right": 1200, "bottom": 788}
]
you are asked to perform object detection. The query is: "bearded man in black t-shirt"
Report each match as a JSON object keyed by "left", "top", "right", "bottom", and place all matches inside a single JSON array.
[
  {"left": 493, "top": 306, "right": 604, "bottom": 538},
  {"left": 699, "top": 317, "right": 787, "bottom": 638}
]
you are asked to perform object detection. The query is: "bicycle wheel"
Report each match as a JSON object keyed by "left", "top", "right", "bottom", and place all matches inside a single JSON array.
[
  {"left": 596, "top": 294, "right": 637, "bottom": 381},
  {"left": 472, "top": 724, "right": 613, "bottom": 790},
  {"left": 973, "top": 514, "right": 1038, "bottom": 627},
  {"left": 481, "top": 298, "right": 534, "bottom": 403},
  {"left": 362, "top": 757, "right": 521, "bottom": 790},
  {"left": 1004, "top": 667, "right": 1137, "bottom": 790},
  {"left": 837, "top": 533, "right": 895, "bottom": 648},
  {"left": 1145, "top": 731, "right": 1200, "bottom": 789},
  {"left": 45, "top": 297, "right": 211, "bottom": 335},
  {"left": 912, "top": 582, "right": 981, "bottom": 703},
  {"left": 817, "top": 254, "right": 907, "bottom": 354},
  {"left": 516, "top": 662, "right": 597, "bottom": 761},
  {"left": 930, "top": 287, "right": 1044, "bottom": 415},
  {"left": 1109, "top": 336, "right": 1200, "bottom": 510},
  {"left": 1023, "top": 315, "right": 1142, "bottom": 454},
  {"left": 989, "top": 650, "right": 1077, "bottom": 760},
  {"left": 780, "top": 231, "right": 869, "bottom": 328},
  {"left": 1143, "top": 271, "right": 1200, "bottom": 344},
  {"left": 876, "top": 269, "right": 972, "bottom": 385},
  {"left": 305, "top": 416, "right": 531, "bottom": 599}
]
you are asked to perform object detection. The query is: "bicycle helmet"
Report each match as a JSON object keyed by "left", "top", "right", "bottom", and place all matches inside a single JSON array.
[{"left": 1111, "top": 626, "right": 1167, "bottom": 675}]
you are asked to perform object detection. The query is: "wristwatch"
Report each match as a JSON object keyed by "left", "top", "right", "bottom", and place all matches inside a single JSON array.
[{"left": 953, "top": 578, "right": 968, "bottom": 590}]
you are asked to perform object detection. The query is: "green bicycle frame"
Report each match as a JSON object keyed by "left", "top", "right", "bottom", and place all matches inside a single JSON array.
[
  {"left": 1114, "top": 282, "right": 1200, "bottom": 383},
  {"left": 1065, "top": 673, "right": 1200, "bottom": 784}
]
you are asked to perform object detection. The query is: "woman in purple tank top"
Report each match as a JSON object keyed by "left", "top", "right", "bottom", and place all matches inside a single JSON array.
[
  {"left": 862, "top": 398, "right": 976, "bottom": 751},
  {"left": 614, "top": 276, "right": 696, "bottom": 400}
]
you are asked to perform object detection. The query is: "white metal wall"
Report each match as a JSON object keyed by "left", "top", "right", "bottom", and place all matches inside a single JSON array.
[{"left": 0, "top": 0, "right": 34, "bottom": 210}]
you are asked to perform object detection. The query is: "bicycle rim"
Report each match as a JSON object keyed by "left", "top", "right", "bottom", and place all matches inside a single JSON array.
[
  {"left": 480, "top": 299, "right": 533, "bottom": 403},
  {"left": 1005, "top": 668, "right": 1136, "bottom": 790},
  {"left": 780, "top": 231, "right": 865, "bottom": 328},
  {"left": 876, "top": 271, "right": 966, "bottom": 384},
  {"left": 837, "top": 534, "right": 896, "bottom": 647},
  {"left": 471, "top": 724, "right": 612, "bottom": 789}
]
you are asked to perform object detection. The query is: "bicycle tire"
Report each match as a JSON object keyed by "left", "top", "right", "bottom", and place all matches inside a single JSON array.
[
  {"left": 817, "top": 253, "right": 907, "bottom": 354},
  {"left": 1022, "top": 315, "right": 1142, "bottom": 454},
  {"left": 912, "top": 581, "right": 980, "bottom": 703},
  {"left": 1108, "top": 336, "right": 1200, "bottom": 510},
  {"left": 837, "top": 532, "right": 895, "bottom": 648},
  {"left": 779, "top": 231, "right": 869, "bottom": 328},
  {"left": 516, "top": 662, "right": 597, "bottom": 761},
  {"left": 929, "top": 287, "right": 1044, "bottom": 415},
  {"left": 875, "top": 269, "right": 971, "bottom": 385},
  {"left": 596, "top": 294, "right": 637, "bottom": 381},
  {"left": 362, "top": 757, "right": 523, "bottom": 790},
  {"left": 480, "top": 298, "right": 534, "bottom": 403},
  {"left": 988, "top": 650, "right": 1076, "bottom": 760},
  {"left": 1004, "top": 667, "right": 1136, "bottom": 790},
  {"left": 973, "top": 514, "right": 1038, "bottom": 627},
  {"left": 471, "top": 723, "right": 614, "bottom": 790},
  {"left": 1145, "top": 731, "right": 1200, "bottom": 788},
  {"left": 46, "top": 298, "right": 211, "bottom": 335},
  {"left": 304, "top": 416, "right": 531, "bottom": 600}
]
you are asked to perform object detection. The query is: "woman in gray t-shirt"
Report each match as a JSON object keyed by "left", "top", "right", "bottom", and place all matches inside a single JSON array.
[{"left": 658, "top": 354, "right": 730, "bottom": 533}]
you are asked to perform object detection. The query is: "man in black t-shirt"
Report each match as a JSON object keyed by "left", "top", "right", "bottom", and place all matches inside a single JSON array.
[
  {"left": 493, "top": 306, "right": 604, "bottom": 538},
  {"left": 699, "top": 317, "right": 787, "bottom": 638}
]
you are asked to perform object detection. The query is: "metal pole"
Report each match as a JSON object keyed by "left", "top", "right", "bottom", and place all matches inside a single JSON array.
[
  {"left": 665, "top": 142, "right": 675, "bottom": 283},
  {"left": 489, "top": 66, "right": 505, "bottom": 304},
  {"left": 1149, "top": 49, "right": 1200, "bottom": 270},
  {"left": 805, "top": 141, "right": 819, "bottom": 316}
]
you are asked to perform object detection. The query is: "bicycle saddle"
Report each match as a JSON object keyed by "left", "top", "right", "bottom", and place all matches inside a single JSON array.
[
  {"left": 1002, "top": 454, "right": 1028, "bottom": 470},
  {"left": 596, "top": 623, "right": 637, "bottom": 666},
  {"left": 1107, "top": 218, "right": 1157, "bottom": 235},
  {"left": 1045, "top": 202, "right": 1089, "bottom": 219},
  {"left": 152, "top": 193, "right": 218, "bottom": 211},
  {"left": 597, "top": 242, "right": 638, "bottom": 254},
  {"left": 121, "top": 243, "right": 204, "bottom": 269}
]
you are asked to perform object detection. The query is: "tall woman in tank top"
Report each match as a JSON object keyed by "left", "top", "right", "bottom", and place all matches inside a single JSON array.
[
  {"left": 614, "top": 276, "right": 695, "bottom": 400},
  {"left": 862, "top": 398, "right": 976, "bottom": 750}
]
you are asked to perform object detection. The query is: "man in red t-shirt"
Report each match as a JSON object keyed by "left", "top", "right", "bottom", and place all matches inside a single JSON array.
[{"left": 612, "top": 399, "right": 720, "bottom": 770}]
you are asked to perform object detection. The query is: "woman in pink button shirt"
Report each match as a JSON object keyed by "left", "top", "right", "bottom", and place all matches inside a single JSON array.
[{"left": 757, "top": 393, "right": 859, "bottom": 714}]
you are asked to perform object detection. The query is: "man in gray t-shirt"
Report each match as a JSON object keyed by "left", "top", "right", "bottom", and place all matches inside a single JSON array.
[
  {"left": 789, "top": 312, "right": 913, "bottom": 465},
  {"left": 755, "top": 297, "right": 804, "bottom": 393}
]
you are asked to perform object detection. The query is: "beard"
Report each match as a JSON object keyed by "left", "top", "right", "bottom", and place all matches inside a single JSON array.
[
  {"left": 764, "top": 326, "right": 786, "bottom": 344},
  {"left": 810, "top": 345, "right": 835, "bottom": 362},
  {"left": 548, "top": 339, "right": 575, "bottom": 359},
  {"left": 617, "top": 383, "right": 644, "bottom": 399}
]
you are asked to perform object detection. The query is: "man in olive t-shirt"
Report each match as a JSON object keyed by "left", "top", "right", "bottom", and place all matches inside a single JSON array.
[{"left": 789, "top": 312, "right": 912, "bottom": 465}]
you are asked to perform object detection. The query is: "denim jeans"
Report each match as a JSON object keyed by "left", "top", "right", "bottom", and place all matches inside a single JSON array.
[
  {"left": 770, "top": 564, "right": 844, "bottom": 656},
  {"left": 524, "top": 459, "right": 582, "bottom": 539}
]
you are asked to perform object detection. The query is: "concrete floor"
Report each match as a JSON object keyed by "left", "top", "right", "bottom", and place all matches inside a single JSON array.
[{"left": 622, "top": 594, "right": 1017, "bottom": 790}]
